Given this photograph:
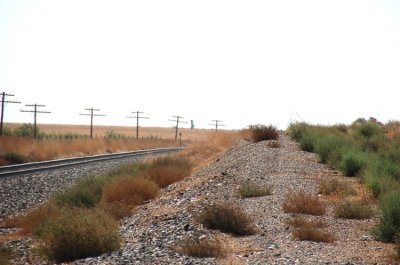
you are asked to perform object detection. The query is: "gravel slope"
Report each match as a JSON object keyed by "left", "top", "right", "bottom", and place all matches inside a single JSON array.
[{"left": 2, "top": 134, "right": 394, "bottom": 264}]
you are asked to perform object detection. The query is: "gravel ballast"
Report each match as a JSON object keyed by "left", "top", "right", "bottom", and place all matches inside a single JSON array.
[{"left": 1, "top": 134, "right": 394, "bottom": 264}]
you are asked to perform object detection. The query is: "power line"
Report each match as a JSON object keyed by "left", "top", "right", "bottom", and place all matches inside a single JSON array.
[
  {"left": 209, "top": 119, "right": 225, "bottom": 133},
  {"left": 127, "top": 111, "right": 149, "bottom": 138},
  {"left": 0, "top": 92, "right": 21, "bottom": 135},
  {"left": 168, "top": 115, "right": 187, "bottom": 140},
  {"left": 79, "top": 108, "right": 105, "bottom": 139},
  {"left": 20, "top": 104, "right": 51, "bottom": 138}
]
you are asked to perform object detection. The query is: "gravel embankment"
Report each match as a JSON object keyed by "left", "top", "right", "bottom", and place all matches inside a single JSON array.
[{"left": 2, "top": 134, "right": 394, "bottom": 264}]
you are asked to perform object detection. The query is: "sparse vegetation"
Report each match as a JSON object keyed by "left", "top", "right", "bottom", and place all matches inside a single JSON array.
[
  {"left": 282, "top": 190, "right": 326, "bottom": 215},
  {"left": 175, "top": 235, "right": 226, "bottom": 258},
  {"left": 238, "top": 181, "right": 272, "bottom": 198},
  {"left": 334, "top": 199, "right": 374, "bottom": 219},
  {"left": 35, "top": 207, "right": 120, "bottom": 263},
  {"left": 248, "top": 124, "right": 279, "bottom": 142},
  {"left": 197, "top": 202, "right": 257, "bottom": 236},
  {"left": 288, "top": 120, "right": 400, "bottom": 248}
]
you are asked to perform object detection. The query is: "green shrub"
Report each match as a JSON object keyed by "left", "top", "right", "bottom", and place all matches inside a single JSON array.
[
  {"left": 287, "top": 122, "right": 309, "bottom": 141},
  {"left": 334, "top": 200, "right": 374, "bottom": 219},
  {"left": 35, "top": 208, "right": 120, "bottom": 263},
  {"left": 373, "top": 191, "right": 400, "bottom": 242},
  {"left": 315, "top": 134, "right": 345, "bottom": 165},
  {"left": 299, "top": 133, "right": 316, "bottom": 152},
  {"left": 238, "top": 181, "right": 272, "bottom": 198},
  {"left": 354, "top": 122, "right": 383, "bottom": 138},
  {"left": 0, "top": 243, "right": 12, "bottom": 265},
  {"left": 197, "top": 202, "right": 257, "bottom": 236},
  {"left": 341, "top": 151, "right": 365, "bottom": 177},
  {"left": 54, "top": 175, "right": 107, "bottom": 208},
  {"left": 248, "top": 124, "right": 279, "bottom": 142}
]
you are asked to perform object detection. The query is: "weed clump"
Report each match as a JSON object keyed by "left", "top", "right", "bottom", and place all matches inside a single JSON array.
[
  {"left": 282, "top": 190, "right": 326, "bottom": 215},
  {"left": 248, "top": 124, "right": 279, "bottom": 142},
  {"left": 334, "top": 200, "right": 374, "bottom": 219},
  {"left": 197, "top": 202, "right": 257, "bottom": 236},
  {"left": 0, "top": 243, "right": 12, "bottom": 265},
  {"left": 35, "top": 208, "right": 120, "bottom": 263},
  {"left": 175, "top": 235, "right": 226, "bottom": 258},
  {"left": 238, "top": 181, "right": 272, "bottom": 198},
  {"left": 317, "top": 178, "right": 355, "bottom": 196},
  {"left": 287, "top": 216, "right": 334, "bottom": 243}
]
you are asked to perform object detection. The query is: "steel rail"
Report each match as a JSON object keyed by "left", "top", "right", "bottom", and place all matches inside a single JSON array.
[{"left": 0, "top": 147, "right": 183, "bottom": 178}]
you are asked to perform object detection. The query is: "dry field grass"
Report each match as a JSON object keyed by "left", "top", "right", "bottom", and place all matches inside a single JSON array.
[{"left": 0, "top": 123, "right": 240, "bottom": 166}]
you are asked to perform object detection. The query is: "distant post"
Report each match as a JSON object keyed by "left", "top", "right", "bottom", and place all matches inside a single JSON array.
[
  {"left": 127, "top": 111, "right": 149, "bottom": 138},
  {"left": 209, "top": 120, "right": 225, "bottom": 133},
  {"left": 169, "top": 115, "right": 187, "bottom": 140},
  {"left": 79, "top": 108, "right": 105, "bottom": 139},
  {"left": 0, "top": 92, "right": 21, "bottom": 135},
  {"left": 20, "top": 104, "right": 51, "bottom": 138}
]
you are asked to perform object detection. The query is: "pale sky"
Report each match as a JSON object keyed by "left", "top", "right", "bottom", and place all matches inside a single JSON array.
[{"left": 0, "top": 0, "right": 399, "bottom": 129}]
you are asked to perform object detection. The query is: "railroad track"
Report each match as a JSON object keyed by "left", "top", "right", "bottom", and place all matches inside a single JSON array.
[{"left": 0, "top": 147, "right": 183, "bottom": 178}]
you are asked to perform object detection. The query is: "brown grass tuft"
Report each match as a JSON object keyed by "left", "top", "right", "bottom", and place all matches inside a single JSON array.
[
  {"left": 102, "top": 177, "right": 160, "bottom": 207},
  {"left": 317, "top": 178, "right": 356, "bottom": 196},
  {"left": 267, "top": 140, "right": 281, "bottom": 148},
  {"left": 174, "top": 235, "right": 226, "bottom": 258},
  {"left": 287, "top": 216, "right": 334, "bottom": 243},
  {"left": 197, "top": 202, "right": 257, "bottom": 236},
  {"left": 248, "top": 124, "right": 279, "bottom": 142},
  {"left": 3, "top": 203, "right": 60, "bottom": 234},
  {"left": 282, "top": 190, "right": 326, "bottom": 215}
]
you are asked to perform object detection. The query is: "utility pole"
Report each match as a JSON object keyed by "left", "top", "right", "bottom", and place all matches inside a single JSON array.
[
  {"left": 20, "top": 104, "right": 51, "bottom": 138},
  {"left": 169, "top": 115, "right": 187, "bottom": 140},
  {"left": 127, "top": 111, "right": 149, "bottom": 139},
  {"left": 0, "top": 92, "right": 21, "bottom": 135},
  {"left": 209, "top": 120, "right": 225, "bottom": 133},
  {"left": 79, "top": 108, "right": 105, "bottom": 139}
]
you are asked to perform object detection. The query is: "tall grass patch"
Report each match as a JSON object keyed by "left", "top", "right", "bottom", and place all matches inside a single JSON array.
[
  {"left": 197, "top": 202, "right": 257, "bottom": 236},
  {"left": 35, "top": 208, "right": 120, "bottom": 263},
  {"left": 340, "top": 151, "right": 365, "bottom": 177},
  {"left": 282, "top": 190, "right": 326, "bottom": 215}
]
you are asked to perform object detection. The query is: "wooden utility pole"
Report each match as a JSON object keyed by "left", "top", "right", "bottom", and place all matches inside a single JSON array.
[
  {"left": 169, "top": 115, "right": 187, "bottom": 140},
  {"left": 20, "top": 104, "right": 51, "bottom": 138},
  {"left": 0, "top": 92, "right": 21, "bottom": 135},
  {"left": 209, "top": 120, "right": 225, "bottom": 132},
  {"left": 79, "top": 108, "right": 105, "bottom": 139},
  {"left": 127, "top": 111, "right": 149, "bottom": 139}
]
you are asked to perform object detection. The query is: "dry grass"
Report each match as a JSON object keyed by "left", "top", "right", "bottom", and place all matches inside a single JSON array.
[
  {"left": 102, "top": 177, "right": 160, "bottom": 207},
  {"left": 287, "top": 216, "right": 334, "bottom": 243},
  {"left": 282, "top": 190, "right": 326, "bottom": 215},
  {"left": 267, "top": 140, "right": 281, "bottom": 148},
  {"left": 197, "top": 202, "right": 257, "bottom": 236},
  {"left": 174, "top": 235, "right": 226, "bottom": 258},
  {"left": 3, "top": 203, "right": 60, "bottom": 234},
  {"left": 0, "top": 243, "right": 12, "bottom": 265}
]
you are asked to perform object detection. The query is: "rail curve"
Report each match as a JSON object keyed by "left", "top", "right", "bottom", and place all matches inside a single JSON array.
[{"left": 0, "top": 147, "right": 183, "bottom": 178}]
